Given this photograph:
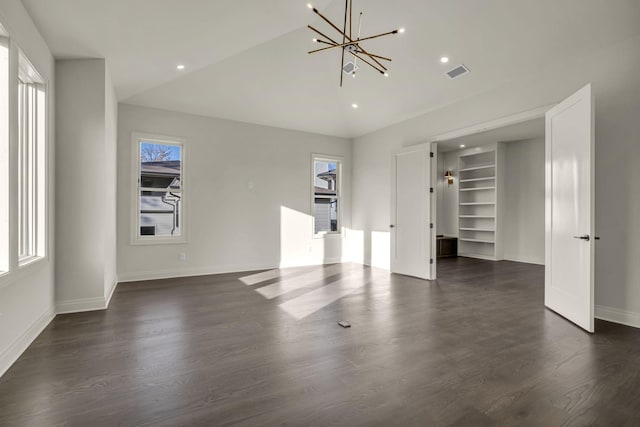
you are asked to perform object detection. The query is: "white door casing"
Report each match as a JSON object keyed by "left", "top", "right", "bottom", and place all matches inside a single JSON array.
[
  {"left": 545, "top": 84, "right": 595, "bottom": 333},
  {"left": 390, "top": 144, "right": 434, "bottom": 280}
]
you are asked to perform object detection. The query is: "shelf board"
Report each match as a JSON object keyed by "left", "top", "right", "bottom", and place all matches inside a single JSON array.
[
  {"left": 459, "top": 177, "right": 496, "bottom": 183},
  {"left": 459, "top": 238, "right": 495, "bottom": 244},
  {"left": 460, "top": 228, "right": 495, "bottom": 232},
  {"left": 459, "top": 215, "right": 495, "bottom": 218},
  {"left": 460, "top": 186, "right": 496, "bottom": 192},
  {"left": 459, "top": 202, "right": 495, "bottom": 206},
  {"left": 459, "top": 164, "right": 495, "bottom": 172}
]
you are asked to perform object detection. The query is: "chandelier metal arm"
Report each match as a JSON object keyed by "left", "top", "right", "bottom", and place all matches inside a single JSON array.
[
  {"left": 349, "top": 51, "right": 386, "bottom": 74},
  {"left": 308, "top": 31, "right": 397, "bottom": 56},
  {"left": 315, "top": 39, "right": 337, "bottom": 47},
  {"left": 354, "top": 51, "right": 392, "bottom": 62},
  {"left": 308, "top": 25, "right": 340, "bottom": 47}
]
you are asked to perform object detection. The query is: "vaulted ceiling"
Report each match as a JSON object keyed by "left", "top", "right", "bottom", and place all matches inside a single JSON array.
[{"left": 21, "top": 0, "right": 640, "bottom": 137}]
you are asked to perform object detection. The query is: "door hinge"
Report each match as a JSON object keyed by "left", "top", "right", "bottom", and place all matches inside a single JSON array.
[
  {"left": 430, "top": 223, "right": 433, "bottom": 229},
  {"left": 430, "top": 258, "right": 434, "bottom": 265},
  {"left": 430, "top": 187, "right": 434, "bottom": 193},
  {"left": 430, "top": 152, "right": 434, "bottom": 158}
]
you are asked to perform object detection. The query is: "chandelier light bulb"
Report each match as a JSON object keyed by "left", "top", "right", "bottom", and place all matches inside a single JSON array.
[
  {"left": 398, "top": 28, "right": 406, "bottom": 33},
  {"left": 307, "top": 3, "right": 313, "bottom": 9},
  {"left": 312, "top": 38, "right": 318, "bottom": 43},
  {"left": 352, "top": 103, "right": 359, "bottom": 109}
]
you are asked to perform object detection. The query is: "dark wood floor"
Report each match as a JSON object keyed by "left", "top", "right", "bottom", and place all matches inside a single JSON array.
[{"left": 1, "top": 258, "right": 640, "bottom": 426}]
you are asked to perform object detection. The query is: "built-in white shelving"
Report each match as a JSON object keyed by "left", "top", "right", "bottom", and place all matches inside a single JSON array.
[
  {"left": 459, "top": 177, "right": 496, "bottom": 183},
  {"left": 460, "top": 228, "right": 495, "bottom": 232},
  {"left": 457, "top": 145, "right": 505, "bottom": 261},
  {"left": 459, "top": 165, "right": 495, "bottom": 172},
  {"left": 459, "top": 238, "right": 495, "bottom": 244},
  {"left": 460, "top": 202, "right": 495, "bottom": 206},
  {"left": 460, "top": 186, "right": 496, "bottom": 192}
]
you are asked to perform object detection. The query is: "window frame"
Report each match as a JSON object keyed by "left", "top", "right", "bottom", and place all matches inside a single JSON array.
[
  {"left": 311, "top": 154, "right": 343, "bottom": 237},
  {"left": 0, "top": 33, "right": 9, "bottom": 275},
  {"left": 130, "top": 132, "right": 187, "bottom": 246},
  {"left": 17, "top": 49, "right": 46, "bottom": 268}
]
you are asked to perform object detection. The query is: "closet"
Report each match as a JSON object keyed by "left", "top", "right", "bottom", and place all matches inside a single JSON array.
[{"left": 436, "top": 127, "right": 545, "bottom": 265}]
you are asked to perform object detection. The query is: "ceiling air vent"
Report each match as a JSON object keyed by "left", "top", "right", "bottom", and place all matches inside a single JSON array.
[
  {"left": 342, "top": 61, "right": 359, "bottom": 75},
  {"left": 446, "top": 64, "right": 470, "bottom": 79}
]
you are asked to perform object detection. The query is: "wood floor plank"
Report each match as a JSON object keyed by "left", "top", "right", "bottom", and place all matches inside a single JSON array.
[{"left": 1, "top": 259, "right": 639, "bottom": 426}]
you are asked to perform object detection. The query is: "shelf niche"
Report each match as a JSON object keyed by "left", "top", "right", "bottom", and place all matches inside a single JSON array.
[{"left": 457, "top": 143, "right": 505, "bottom": 261}]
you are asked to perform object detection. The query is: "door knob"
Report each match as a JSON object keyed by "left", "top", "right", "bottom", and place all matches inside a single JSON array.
[
  {"left": 573, "top": 235, "right": 590, "bottom": 241},
  {"left": 389, "top": 224, "right": 395, "bottom": 228}
]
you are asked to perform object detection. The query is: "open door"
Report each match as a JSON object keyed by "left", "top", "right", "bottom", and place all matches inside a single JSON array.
[
  {"left": 545, "top": 84, "right": 595, "bottom": 332},
  {"left": 390, "top": 144, "right": 434, "bottom": 280}
]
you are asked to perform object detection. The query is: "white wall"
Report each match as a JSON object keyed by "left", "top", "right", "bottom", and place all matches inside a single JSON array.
[
  {"left": 504, "top": 138, "right": 544, "bottom": 264},
  {"left": 55, "top": 58, "right": 117, "bottom": 313},
  {"left": 117, "top": 104, "right": 352, "bottom": 282},
  {"left": 0, "top": 0, "right": 56, "bottom": 377},
  {"left": 353, "top": 34, "right": 640, "bottom": 327}
]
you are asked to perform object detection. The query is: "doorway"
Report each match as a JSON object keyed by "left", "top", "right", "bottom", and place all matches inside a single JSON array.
[
  {"left": 435, "top": 118, "right": 545, "bottom": 266},
  {"left": 391, "top": 85, "right": 596, "bottom": 332}
]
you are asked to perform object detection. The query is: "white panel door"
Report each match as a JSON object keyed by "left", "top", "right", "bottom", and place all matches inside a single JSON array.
[
  {"left": 391, "top": 145, "right": 433, "bottom": 280},
  {"left": 545, "top": 84, "right": 595, "bottom": 332}
]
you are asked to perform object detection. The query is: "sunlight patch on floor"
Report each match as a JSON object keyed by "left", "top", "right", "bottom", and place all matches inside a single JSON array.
[
  {"left": 278, "top": 269, "right": 369, "bottom": 320},
  {"left": 255, "top": 264, "right": 344, "bottom": 300}
]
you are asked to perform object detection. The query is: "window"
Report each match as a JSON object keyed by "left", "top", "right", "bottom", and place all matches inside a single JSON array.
[
  {"left": 312, "top": 156, "right": 341, "bottom": 235},
  {"left": 0, "top": 29, "right": 8, "bottom": 272},
  {"left": 17, "top": 51, "right": 46, "bottom": 265},
  {"left": 132, "top": 134, "right": 185, "bottom": 243}
]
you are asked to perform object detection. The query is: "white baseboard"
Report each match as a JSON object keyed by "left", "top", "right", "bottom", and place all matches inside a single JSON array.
[
  {"left": 118, "top": 260, "right": 348, "bottom": 283},
  {"left": 595, "top": 305, "right": 640, "bottom": 329},
  {"left": 502, "top": 254, "right": 544, "bottom": 265},
  {"left": 56, "top": 280, "right": 119, "bottom": 315},
  {"left": 56, "top": 296, "right": 108, "bottom": 314},
  {"left": 0, "top": 307, "right": 55, "bottom": 378},
  {"left": 105, "top": 279, "right": 118, "bottom": 307},
  {"left": 118, "top": 263, "right": 281, "bottom": 283}
]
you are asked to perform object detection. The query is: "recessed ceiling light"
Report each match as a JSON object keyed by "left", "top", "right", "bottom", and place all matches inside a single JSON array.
[
  {"left": 440, "top": 56, "right": 449, "bottom": 64},
  {"left": 460, "top": 144, "right": 466, "bottom": 148},
  {"left": 398, "top": 28, "right": 406, "bottom": 33},
  {"left": 352, "top": 103, "right": 359, "bottom": 109},
  {"left": 177, "top": 64, "right": 185, "bottom": 70}
]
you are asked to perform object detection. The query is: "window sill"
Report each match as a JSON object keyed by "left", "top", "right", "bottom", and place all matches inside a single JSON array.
[
  {"left": 130, "top": 237, "right": 188, "bottom": 246},
  {"left": 19, "top": 255, "right": 44, "bottom": 268},
  {"left": 313, "top": 232, "right": 342, "bottom": 239},
  {"left": 0, "top": 256, "right": 48, "bottom": 290}
]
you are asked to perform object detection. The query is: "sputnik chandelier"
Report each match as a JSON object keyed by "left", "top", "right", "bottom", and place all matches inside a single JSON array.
[{"left": 307, "top": 1, "right": 404, "bottom": 87}]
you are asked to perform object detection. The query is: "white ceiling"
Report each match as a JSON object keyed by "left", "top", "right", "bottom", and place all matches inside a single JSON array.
[
  {"left": 21, "top": 0, "right": 640, "bottom": 138},
  {"left": 436, "top": 118, "right": 544, "bottom": 153}
]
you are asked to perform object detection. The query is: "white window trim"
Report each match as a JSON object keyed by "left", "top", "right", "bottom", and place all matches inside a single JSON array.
[
  {"left": 311, "top": 154, "right": 343, "bottom": 238},
  {"left": 0, "top": 34, "right": 9, "bottom": 274},
  {"left": 17, "top": 49, "right": 46, "bottom": 267},
  {"left": 130, "top": 132, "right": 187, "bottom": 246}
]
